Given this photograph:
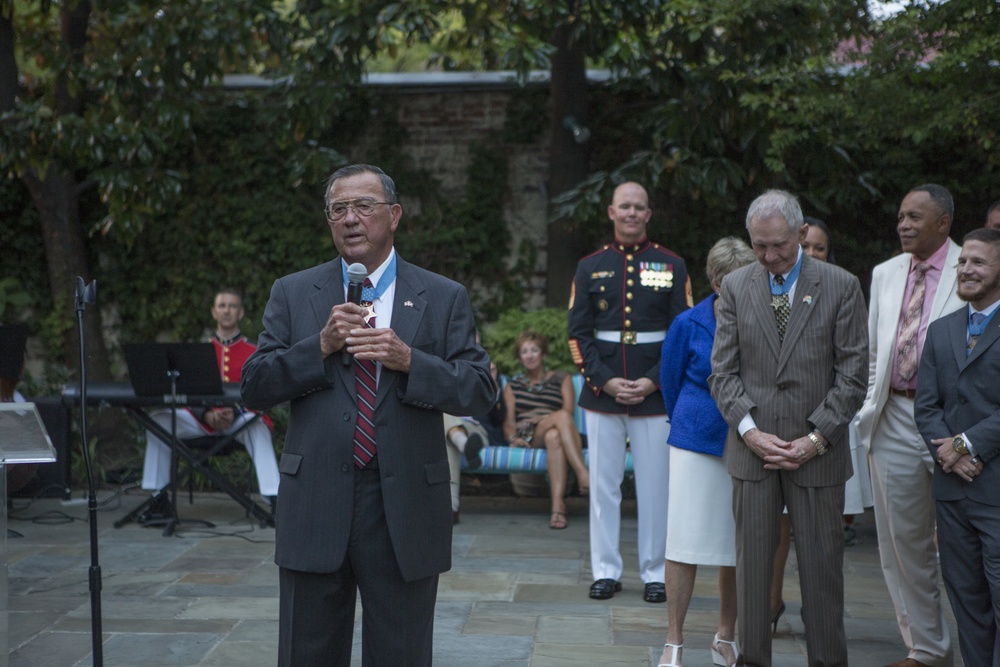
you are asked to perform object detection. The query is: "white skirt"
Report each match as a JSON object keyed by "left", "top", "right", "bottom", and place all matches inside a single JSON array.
[{"left": 665, "top": 445, "right": 736, "bottom": 567}]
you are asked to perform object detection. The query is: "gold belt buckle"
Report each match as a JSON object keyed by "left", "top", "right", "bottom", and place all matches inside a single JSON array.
[{"left": 622, "top": 331, "right": 637, "bottom": 345}]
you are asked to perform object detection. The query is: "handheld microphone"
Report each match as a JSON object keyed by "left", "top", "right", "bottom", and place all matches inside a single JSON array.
[{"left": 342, "top": 263, "right": 369, "bottom": 366}]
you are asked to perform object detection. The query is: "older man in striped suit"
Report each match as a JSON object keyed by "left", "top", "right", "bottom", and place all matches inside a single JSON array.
[{"left": 709, "top": 190, "right": 868, "bottom": 666}]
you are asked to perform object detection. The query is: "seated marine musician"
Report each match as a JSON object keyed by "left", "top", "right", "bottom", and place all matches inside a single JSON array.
[{"left": 140, "top": 289, "right": 279, "bottom": 515}]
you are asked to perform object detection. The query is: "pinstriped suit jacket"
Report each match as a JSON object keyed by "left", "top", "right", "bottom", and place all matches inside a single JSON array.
[
  {"left": 241, "top": 254, "right": 495, "bottom": 581},
  {"left": 709, "top": 256, "right": 869, "bottom": 485}
]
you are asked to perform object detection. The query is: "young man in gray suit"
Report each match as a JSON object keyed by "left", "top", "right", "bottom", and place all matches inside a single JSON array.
[
  {"left": 916, "top": 228, "right": 1000, "bottom": 667},
  {"left": 709, "top": 190, "right": 868, "bottom": 667},
  {"left": 242, "top": 164, "right": 496, "bottom": 667}
]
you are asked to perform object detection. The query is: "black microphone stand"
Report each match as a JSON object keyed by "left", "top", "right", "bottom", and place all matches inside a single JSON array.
[{"left": 75, "top": 276, "right": 103, "bottom": 667}]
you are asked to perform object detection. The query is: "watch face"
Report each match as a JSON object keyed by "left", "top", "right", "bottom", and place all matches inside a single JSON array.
[{"left": 953, "top": 436, "right": 968, "bottom": 454}]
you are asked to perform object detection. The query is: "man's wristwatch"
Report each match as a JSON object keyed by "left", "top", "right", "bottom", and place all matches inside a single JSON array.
[
  {"left": 807, "top": 431, "right": 827, "bottom": 456},
  {"left": 952, "top": 435, "right": 969, "bottom": 457}
]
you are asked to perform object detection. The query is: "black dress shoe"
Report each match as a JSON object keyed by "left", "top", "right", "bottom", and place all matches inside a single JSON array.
[
  {"left": 589, "top": 578, "right": 622, "bottom": 600},
  {"left": 137, "top": 492, "right": 172, "bottom": 525},
  {"left": 643, "top": 581, "right": 666, "bottom": 603},
  {"left": 464, "top": 433, "right": 484, "bottom": 470}
]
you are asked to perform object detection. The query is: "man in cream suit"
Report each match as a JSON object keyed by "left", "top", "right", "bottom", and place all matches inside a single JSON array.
[
  {"left": 710, "top": 190, "right": 868, "bottom": 666},
  {"left": 915, "top": 228, "right": 1000, "bottom": 667},
  {"left": 854, "top": 184, "right": 963, "bottom": 667},
  {"left": 242, "top": 164, "right": 495, "bottom": 667}
]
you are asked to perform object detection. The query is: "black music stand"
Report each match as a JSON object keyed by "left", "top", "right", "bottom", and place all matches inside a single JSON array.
[{"left": 122, "top": 343, "right": 222, "bottom": 536}]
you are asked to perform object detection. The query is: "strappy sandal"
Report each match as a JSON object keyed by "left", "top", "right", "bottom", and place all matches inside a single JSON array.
[
  {"left": 711, "top": 633, "right": 740, "bottom": 667},
  {"left": 658, "top": 642, "right": 682, "bottom": 667},
  {"left": 549, "top": 511, "right": 567, "bottom": 529}
]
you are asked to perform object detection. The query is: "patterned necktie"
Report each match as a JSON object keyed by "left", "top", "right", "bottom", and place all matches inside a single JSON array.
[
  {"left": 352, "top": 279, "right": 378, "bottom": 469},
  {"left": 967, "top": 311, "right": 987, "bottom": 357},
  {"left": 772, "top": 275, "right": 791, "bottom": 343},
  {"left": 896, "top": 263, "right": 930, "bottom": 381}
]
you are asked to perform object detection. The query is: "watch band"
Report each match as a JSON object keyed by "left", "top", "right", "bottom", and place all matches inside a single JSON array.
[{"left": 807, "top": 431, "right": 827, "bottom": 456}]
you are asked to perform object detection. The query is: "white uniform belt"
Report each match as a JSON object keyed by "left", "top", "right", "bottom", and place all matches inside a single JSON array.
[{"left": 594, "top": 330, "right": 667, "bottom": 344}]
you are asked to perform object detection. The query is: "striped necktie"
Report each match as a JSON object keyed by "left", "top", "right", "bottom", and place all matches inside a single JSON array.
[
  {"left": 772, "top": 275, "right": 791, "bottom": 343},
  {"left": 352, "top": 279, "right": 378, "bottom": 468},
  {"left": 896, "top": 263, "right": 929, "bottom": 381}
]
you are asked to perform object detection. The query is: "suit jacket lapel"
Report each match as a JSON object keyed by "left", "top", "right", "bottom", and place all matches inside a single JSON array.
[
  {"left": 748, "top": 265, "right": 781, "bottom": 361},
  {"left": 310, "top": 260, "right": 344, "bottom": 329},
  {"left": 778, "top": 257, "right": 821, "bottom": 373},
  {"left": 309, "top": 260, "right": 354, "bottom": 395},
  {"left": 886, "top": 255, "right": 910, "bottom": 321},
  {"left": 375, "top": 257, "right": 427, "bottom": 409},
  {"left": 930, "top": 240, "right": 961, "bottom": 320}
]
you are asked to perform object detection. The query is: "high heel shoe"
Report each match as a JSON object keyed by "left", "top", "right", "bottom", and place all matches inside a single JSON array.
[
  {"left": 657, "top": 643, "right": 682, "bottom": 667},
  {"left": 771, "top": 600, "right": 786, "bottom": 634},
  {"left": 711, "top": 633, "right": 740, "bottom": 667}
]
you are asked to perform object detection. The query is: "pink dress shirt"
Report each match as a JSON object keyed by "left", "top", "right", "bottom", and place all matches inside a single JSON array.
[{"left": 890, "top": 241, "right": 950, "bottom": 391}]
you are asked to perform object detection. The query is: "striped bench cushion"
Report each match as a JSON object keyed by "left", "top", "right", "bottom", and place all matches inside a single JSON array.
[
  {"left": 462, "top": 447, "right": 634, "bottom": 474},
  {"left": 460, "top": 373, "right": 634, "bottom": 474}
]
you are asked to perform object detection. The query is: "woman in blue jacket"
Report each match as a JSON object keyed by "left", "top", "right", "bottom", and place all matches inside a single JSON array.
[{"left": 655, "top": 237, "right": 755, "bottom": 667}]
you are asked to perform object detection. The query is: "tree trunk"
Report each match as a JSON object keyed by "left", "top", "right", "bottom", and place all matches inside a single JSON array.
[
  {"left": 6, "top": 0, "right": 112, "bottom": 381},
  {"left": 22, "top": 170, "right": 112, "bottom": 381},
  {"left": 0, "top": 14, "right": 17, "bottom": 111},
  {"left": 544, "top": 23, "right": 590, "bottom": 308}
]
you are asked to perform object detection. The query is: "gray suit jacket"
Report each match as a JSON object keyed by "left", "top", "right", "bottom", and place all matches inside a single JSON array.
[
  {"left": 915, "top": 305, "right": 1000, "bottom": 505},
  {"left": 241, "top": 254, "right": 495, "bottom": 581},
  {"left": 709, "top": 256, "right": 869, "bottom": 485}
]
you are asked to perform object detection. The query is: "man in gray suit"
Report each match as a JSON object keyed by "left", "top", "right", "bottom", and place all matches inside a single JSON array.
[
  {"left": 709, "top": 190, "right": 868, "bottom": 667},
  {"left": 915, "top": 228, "right": 1000, "bottom": 667},
  {"left": 242, "top": 164, "right": 496, "bottom": 667}
]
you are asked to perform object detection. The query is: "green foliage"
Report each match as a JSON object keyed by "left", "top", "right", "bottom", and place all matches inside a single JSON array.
[
  {"left": 500, "top": 89, "right": 548, "bottom": 145},
  {"left": 0, "top": 278, "right": 31, "bottom": 323},
  {"left": 0, "top": 177, "right": 48, "bottom": 323},
  {"left": 8, "top": 0, "right": 1000, "bottom": 387},
  {"left": 481, "top": 307, "right": 573, "bottom": 377},
  {"left": 82, "top": 86, "right": 527, "bottom": 346},
  {"left": 0, "top": 0, "right": 455, "bottom": 245},
  {"left": 734, "top": 0, "right": 1000, "bottom": 275},
  {"left": 98, "top": 95, "right": 335, "bottom": 344}
]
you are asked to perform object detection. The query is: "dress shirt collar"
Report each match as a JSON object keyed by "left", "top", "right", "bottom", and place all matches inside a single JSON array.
[
  {"left": 341, "top": 248, "right": 396, "bottom": 297},
  {"left": 910, "top": 240, "right": 949, "bottom": 274},
  {"left": 970, "top": 297, "right": 1000, "bottom": 320},
  {"left": 769, "top": 246, "right": 804, "bottom": 288}
]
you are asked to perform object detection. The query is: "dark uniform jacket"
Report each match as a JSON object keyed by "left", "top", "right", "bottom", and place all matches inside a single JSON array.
[{"left": 568, "top": 238, "right": 692, "bottom": 416}]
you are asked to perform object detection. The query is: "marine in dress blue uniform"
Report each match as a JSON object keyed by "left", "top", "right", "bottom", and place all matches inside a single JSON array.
[{"left": 568, "top": 182, "right": 692, "bottom": 602}]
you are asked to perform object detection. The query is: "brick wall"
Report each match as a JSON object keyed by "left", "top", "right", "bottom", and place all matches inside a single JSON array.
[{"left": 348, "top": 78, "right": 554, "bottom": 309}]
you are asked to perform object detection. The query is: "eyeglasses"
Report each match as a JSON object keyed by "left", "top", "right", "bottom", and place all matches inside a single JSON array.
[{"left": 325, "top": 198, "right": 392, "bottom": 222}]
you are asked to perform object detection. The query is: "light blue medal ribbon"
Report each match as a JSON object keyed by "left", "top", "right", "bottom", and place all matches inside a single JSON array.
[
  {"left": 770, "top": 252, "right": 803, "bottom": 295},
  {"left": 968, "top": 308, "right": 995, "bottom": 339},
  {"left": 341, "top": 253, "right": 397, "bottom": 304}
]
